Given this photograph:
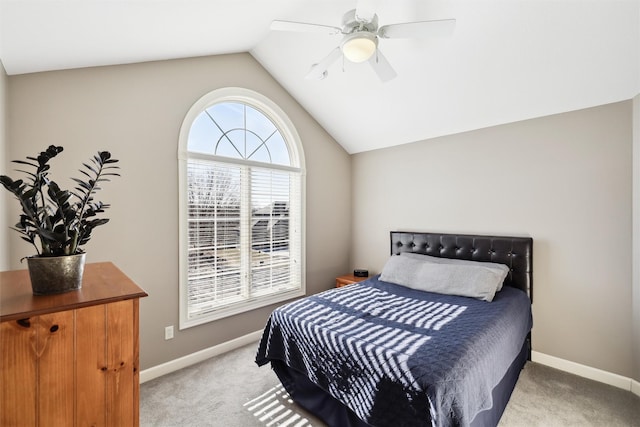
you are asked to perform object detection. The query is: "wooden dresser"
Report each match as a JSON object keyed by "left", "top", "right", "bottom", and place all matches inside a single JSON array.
[{"left": 0, "top": 262, "right": 148, "bottom": 426}]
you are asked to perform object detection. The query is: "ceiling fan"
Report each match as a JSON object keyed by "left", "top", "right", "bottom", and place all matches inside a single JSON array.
[{"left": 270, "top": 2, "right": 456, "bottom": 82}]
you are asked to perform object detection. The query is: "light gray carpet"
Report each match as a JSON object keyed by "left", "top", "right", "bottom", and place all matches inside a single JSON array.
[{"left": 140, "top": 342, "right": 640, "bottom": 426}]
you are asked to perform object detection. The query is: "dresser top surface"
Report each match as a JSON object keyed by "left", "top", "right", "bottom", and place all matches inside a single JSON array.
[{"left": 0, "top": 262, "right": 148, "bottom": 321}]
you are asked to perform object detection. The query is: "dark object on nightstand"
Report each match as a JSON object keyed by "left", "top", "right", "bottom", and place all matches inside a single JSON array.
[{"left": 353, "top": 269, "right": 368, "bottom": 277}]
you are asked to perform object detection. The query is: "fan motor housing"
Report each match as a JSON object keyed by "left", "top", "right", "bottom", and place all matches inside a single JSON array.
[{"left": 342, "top": 9, "right": 378, "bottom": 34}]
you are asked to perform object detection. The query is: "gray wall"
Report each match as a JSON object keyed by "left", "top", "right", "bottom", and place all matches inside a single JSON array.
[
  {"left": 635, "top": 0, "right": 640, "bottom": 386},
  {"left": 634, "top": 93, "right": 640, "bottom": 383},
  {"left": 0, "top": 60, "right": 8, "bottom": 271},
  {"left": 7, "top": 54, "right": 352, "bottom": 369},
  {"left": 351, "top": 101, "right": 634, "bottom": 377}
]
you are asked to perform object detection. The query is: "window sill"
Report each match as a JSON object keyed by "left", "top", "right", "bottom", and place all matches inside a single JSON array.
[{"left": 179, "top": 287, "right": 305, "bottom": 330}]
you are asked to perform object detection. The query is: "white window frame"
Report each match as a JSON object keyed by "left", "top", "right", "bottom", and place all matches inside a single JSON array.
[{"left": 178, "top": 87, "right": 306, "bottom": 329}]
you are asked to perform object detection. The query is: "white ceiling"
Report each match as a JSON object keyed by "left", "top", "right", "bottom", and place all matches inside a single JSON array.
[{"left": 1, "top": 0, "right": 639, "bottom": 154}]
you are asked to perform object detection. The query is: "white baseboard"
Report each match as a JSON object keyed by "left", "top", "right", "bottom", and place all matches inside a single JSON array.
[
  {"left": 140, "top": 336, "right": 640, "bottom": 398},
  {"left": 632, "top": 379, "right": 640, "bottom": 397},
  {"left": 140, "top": 330, "right": 263, "bottom": 384},
  {"left": 531, "top": 351, "right": 636, "bottom": 393}
]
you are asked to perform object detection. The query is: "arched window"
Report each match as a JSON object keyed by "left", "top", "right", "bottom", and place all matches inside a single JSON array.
[{"left": 178, "top": 88, "right": 305, "bottom": 328}]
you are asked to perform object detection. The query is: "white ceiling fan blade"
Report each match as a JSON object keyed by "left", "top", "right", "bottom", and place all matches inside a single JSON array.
[
  {"left": 368, "top": 49, "right": 397, "bottom": 82},
  {"left": 354, "top": 0, "right": 381, "bottom": 23},
  {"left": 305, "top": 47, "right": 342, "bottom": 80},
  {"left": 378, "top": 19, "right": 456, "bottom": 39},
  {"left": 271, "top": 20, "right": 342, "bottom": 35}
]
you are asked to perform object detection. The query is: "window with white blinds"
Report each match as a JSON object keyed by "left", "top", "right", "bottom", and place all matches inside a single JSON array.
[{"left": 179, "top": 88, "right": 305, "bottom": 328}]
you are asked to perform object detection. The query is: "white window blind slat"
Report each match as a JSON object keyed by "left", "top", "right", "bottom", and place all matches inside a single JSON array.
[{"left": 187, "top": 160, "right": 243, "bottom": 312}]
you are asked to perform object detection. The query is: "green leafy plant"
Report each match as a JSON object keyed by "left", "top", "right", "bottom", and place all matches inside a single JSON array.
[{"left": 0, "top": 145, "right": 120, "bottom": 257}]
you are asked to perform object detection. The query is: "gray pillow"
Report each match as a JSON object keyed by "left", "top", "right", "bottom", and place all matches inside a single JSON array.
[
  {"left": 400, "top": 252, "right": 510, "bottom": 291},
  {"left": 379, "top": 255, "right": 506, "bottom": 302}
]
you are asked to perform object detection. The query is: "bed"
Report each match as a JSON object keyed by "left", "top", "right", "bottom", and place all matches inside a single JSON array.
[{"left": 256, "top": 231, "right": 533, "bottom": 427}]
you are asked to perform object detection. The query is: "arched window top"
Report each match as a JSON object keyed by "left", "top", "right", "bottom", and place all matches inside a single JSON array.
[
  {"left": 180, "top": 87, "right": 304, "bottom": 171},
  {"left": 188, "top": 102, "right": 290, "bottom": 166}
]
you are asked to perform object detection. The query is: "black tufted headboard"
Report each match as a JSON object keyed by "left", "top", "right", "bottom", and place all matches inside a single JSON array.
[{"left": 390, "top": 231, "right": 533, "bottom": 301}]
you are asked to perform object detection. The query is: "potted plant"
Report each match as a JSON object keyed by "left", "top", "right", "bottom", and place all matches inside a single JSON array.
[{"left": 0, "top": 145, "right": 119, "bottom": 295}]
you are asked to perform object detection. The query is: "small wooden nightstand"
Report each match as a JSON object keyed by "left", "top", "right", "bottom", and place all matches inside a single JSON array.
[{"left": 336, "top": 274, "right": 368, "bottom": 288}]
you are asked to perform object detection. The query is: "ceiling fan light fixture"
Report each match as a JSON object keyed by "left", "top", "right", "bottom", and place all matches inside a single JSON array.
[{"left": 341, "top": 32, "right": 377, "bottom": 63}]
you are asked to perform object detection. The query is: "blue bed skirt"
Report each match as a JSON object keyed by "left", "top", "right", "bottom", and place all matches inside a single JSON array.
[{"left": 269, "top": 337, "right": 529, "bottom": 427}]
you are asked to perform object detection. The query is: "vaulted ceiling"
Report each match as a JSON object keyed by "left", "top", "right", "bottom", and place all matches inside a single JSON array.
[{"left": 1, "top": 0, "right": 638, "bottom": 153}]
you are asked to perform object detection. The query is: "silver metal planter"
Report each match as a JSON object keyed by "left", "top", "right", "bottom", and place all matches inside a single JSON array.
[{"left": 27, "top": 253, "right": 86, "bottom": 295}]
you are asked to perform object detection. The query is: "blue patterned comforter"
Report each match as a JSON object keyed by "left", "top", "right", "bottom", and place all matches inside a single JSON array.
[{"left": 256, "top": 275, "right": 532, "bottom": 427}]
